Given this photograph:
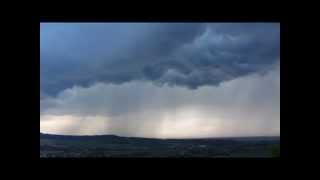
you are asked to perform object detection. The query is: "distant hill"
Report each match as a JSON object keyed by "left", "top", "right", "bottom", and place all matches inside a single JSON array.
[
  {"left": 40, "top": 132, "right": 279, "bottom": 141},
  {"left": 40, "top": 133, "right": 121, "bottom": 140}
]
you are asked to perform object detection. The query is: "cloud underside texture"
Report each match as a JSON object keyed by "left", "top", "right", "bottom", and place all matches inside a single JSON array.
[
  {"left": 41, "top": 23, "right": 279, "bottom": 96},
  {"left": 40, "top": 23, "right": 280, "bottom": 138}
]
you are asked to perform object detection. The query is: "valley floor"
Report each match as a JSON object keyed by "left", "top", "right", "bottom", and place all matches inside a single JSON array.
[{"left": 40, "top": 134, "right": 280, "bottom": 158}]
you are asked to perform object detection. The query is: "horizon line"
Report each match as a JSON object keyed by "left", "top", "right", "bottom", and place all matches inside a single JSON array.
[{"left": 40, "top": 132, "right": 280, "bottom": 140}]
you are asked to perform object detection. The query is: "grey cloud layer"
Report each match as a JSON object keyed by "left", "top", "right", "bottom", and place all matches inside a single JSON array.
[
  {"left": 40, "top": 63, "right": 280, "bottom": 137},
  {"left": 40, "top": 23, "right": 280, "bottom": 137},
  {"left": 41, "top": 23, "right": 279, "bottom": 96}
]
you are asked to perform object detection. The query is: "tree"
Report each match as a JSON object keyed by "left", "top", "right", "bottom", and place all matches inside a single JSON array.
[{"left": 271, "top": 144, "right": 280, "bottom": 157}]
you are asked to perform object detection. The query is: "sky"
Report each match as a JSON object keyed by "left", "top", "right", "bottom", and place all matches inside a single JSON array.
[{"left": 40, "top": 23, "right": 280, "bottom": 138}]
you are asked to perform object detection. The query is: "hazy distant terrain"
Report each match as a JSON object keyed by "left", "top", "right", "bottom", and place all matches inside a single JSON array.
[{"left": 40, "top": 133, "right": 280, "bottom": 158}]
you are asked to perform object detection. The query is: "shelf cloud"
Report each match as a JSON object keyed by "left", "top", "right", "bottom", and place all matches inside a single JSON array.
[{"left": 40, "top": 23, "right": 280, "bottom": 138}]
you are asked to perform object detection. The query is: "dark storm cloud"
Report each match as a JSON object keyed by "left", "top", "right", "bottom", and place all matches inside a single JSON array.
[
  {"left": 142, "top": 23, "right": 280, "bottom": 89},
  {"left": 41, "top": 23, "right": 279, "bottom": 96}
]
